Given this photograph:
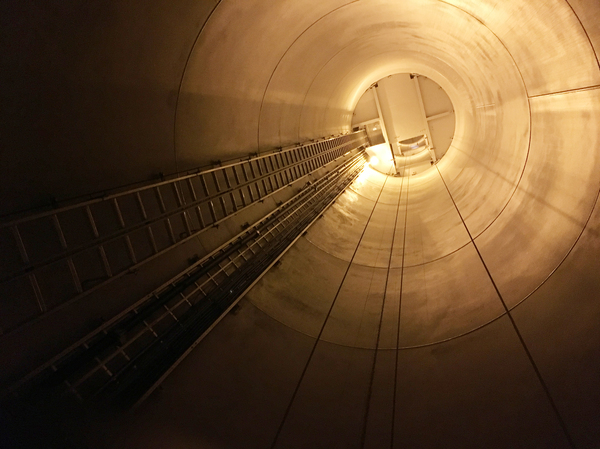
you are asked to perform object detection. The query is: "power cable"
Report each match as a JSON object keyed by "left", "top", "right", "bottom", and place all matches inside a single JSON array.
[
  {"left": 390, "top": 158, "right": 410, "bottom": 449},
  {"left": 435, "top": 165, "right": 576, "bottom": 449},
  {"left": 270, "top": 167, "right": 389, "bottom": 448},
  {"left": 360, "top": 163, "right": 407, "bottom": 448}
]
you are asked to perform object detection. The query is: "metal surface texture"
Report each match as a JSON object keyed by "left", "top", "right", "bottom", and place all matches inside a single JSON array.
[{"left": 1, "top": 0, "right": 600, "bottom": 448}]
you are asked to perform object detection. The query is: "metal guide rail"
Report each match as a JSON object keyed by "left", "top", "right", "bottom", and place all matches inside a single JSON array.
[
  {"left": 0, "top": 132, "right": 368, "bottom": 335},
  {"left": 7, "top": 152, "right": 367, "bottom": 408}
]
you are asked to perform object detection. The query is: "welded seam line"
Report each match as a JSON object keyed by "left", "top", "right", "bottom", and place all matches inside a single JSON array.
[
  {"left": 436, "top": 0, "right": 533, "bottom": 260},
  {"left": 507, "top": 0, "right": 600, "bottom": 318},
  {"left": 528, "top": 84, "right": 600, "bottom": 98},
  {"left": 172, "top": 0, "right": 224, "bottom": 173},
  {"left": 451, "top": 0, "right": 600, "bottom": 348},
  {"left": 256, "top": 1, "right": 360, "bottom": 151},
  {"left": 509, "top": 195, "right": 600, "bottom": 314},
  {"left": 390, "top": 167, "right": 410, "bottom": 449},
  {"left": 435, "top": 166, "right": 577, "bottom": 449},
  {"left": 297, "top": 35, "right": 364, "bottom": 142},
  {"left": 564, "top": 0, "right": 600, "bottom": 72},
  {"left": 270, "top": 171, "right": 389, "bottom": 449},
  {"left": 436, "top": 0, "right": 530, "bottom": 98},
  {"left": 359, "top": 173, "right": 405, "bottom": 448},
  {"left": 303, "top": 236, "right": 470, "bottom": 270}
]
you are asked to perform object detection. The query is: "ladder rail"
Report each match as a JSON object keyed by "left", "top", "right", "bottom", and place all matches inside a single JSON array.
[
  {"left": 70, "top": 156, "right": 367, "bottom": 402},
  {"left": 3, "top": 152, "right": 366, "bottom": 400},
  {"left": 0, "top": 134, "right": 367, "bottom": 336},
  {"left": 1, "top": 136, "right": 364, "bottom": 283}
]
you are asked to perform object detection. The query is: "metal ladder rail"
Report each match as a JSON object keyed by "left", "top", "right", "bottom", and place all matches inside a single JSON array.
[
  {"left": 100, "top": 161, "right": 367, "bottom": 406},
  {"left": 63, "top": 237, "right": 271, "bottom": 395},
  {"left": 1, "top": 132, "right": 363, "bottom": 230},
  {"left": 87, "top": 153, "right": 367, "bottom": 350},
  {"left": 4, "top": 152, "right": 366, "bottom": 400},
  {"left": 1, "top": 134, "right": 364, "bottom": 284},
  {"left": 122, "top": 159, "right": 367, "bottom": 406},
  {"left": 0, "top": 136, "right": 367, "bottom": 335},
  {"left": 69, "top": 158, "right": 367, "bottom": 402},
  {"left": 1, "top": 134, "right": 366, "bottom": 311}
]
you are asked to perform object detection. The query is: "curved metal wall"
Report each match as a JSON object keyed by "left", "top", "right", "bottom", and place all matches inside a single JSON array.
[{"left": 2, "top": 0, "right": 600, "bottom": 448}]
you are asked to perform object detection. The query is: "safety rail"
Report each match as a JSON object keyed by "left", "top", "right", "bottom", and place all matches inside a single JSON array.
[
  {"left": 0, "top": 131, "right": 368, "bottom": 335},
  {"left": 7, "top": 152, "right": 367, "bottom": 407}
]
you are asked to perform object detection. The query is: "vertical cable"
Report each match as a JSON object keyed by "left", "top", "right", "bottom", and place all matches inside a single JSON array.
[
  {"left": 270, "top": 167, "right": 389, "bottom": 449},
  {"left": 359, "top": 170, "right": 406, "bottom": 447},
  {"left": 435, "top": 165, "right": 576, "bottom": 449},
  {"left": 390, "top": 162, "right": 410, "bottom": 449}
]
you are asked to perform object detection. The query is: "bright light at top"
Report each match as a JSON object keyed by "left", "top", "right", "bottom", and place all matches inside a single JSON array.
[{"left": 369, "top": 156, "right": 379, "bottom": 165}]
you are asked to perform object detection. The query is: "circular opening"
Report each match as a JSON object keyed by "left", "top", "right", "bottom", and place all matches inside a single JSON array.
[{"left": 352, "top": 73, "right": 455, "bottom": 176}]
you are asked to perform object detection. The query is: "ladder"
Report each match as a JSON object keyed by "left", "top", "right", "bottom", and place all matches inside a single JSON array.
[
  {"left": 7, "top": 152, "right": 367, "bottom": 408},
  {"left": 0, "top": 132, "right": 368, "bottom": 335}
]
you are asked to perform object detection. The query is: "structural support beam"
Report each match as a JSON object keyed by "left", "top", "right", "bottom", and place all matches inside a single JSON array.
[
  {"left": 412, "top": 75, "right": 436, "bottom": 161},
  {"left": 372, "top": 85, "right": 398, "bottom": 172}
]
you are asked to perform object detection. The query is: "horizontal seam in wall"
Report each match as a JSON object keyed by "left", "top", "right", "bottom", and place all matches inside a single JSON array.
[{"left": 529, "top": 84, "right": 600, "bottom": 98}]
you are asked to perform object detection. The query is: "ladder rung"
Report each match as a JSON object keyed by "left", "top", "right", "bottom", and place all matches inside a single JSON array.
[
  {"left": 136, "top": 192, "right": 148, "bottom": 220},
  {"left": 154, "top": 187, "right": 166, "bottom": 213},
  {"left": 187, "top": 178, "right": 198, "bottom": 201},
  {"left": 182, "top": 211, "right": 192, "bottom": 235},
  {"left": 51, "top": 214, "right": 68, "bottom": 249},
  {"left": 95, "top": 357, "right": 112, "bottom": 377},
  {"left": 11, "top": 225, "right": 30, "bottom": 264},
  {"left": 146, "top": 227, "right": 158, "bottom": 254},
  {"left": 142, "top": 320, "right": 158, "bottom": 338},
  {"left": 195, "top": 206, "right": 206, "bottom": 229},
  {"left": 124, "top": 236, "right": 137, "bottom": 264},
  {"left": 164, "top": 218, "right": 176, "bottom": 244},
  {"left": 173, "top": 182, "right": 184, "bottom": 207},
  {"left": 163, "top": 304, "right": 179, "bottom": 322},
  {"left": 239, "top": 189, "right": 247, "bottom": 207},
  {"left": 208, "top": 201, "right": 218, "bottom": 223},
  {"left": 223, "top": 168, "right": 232, "bottom": 189},
  {"left": 201, "top": 174, "right": 210, "bottom": 196},
  {"left": 219, "top": 197, "right": 227, "bottom": 216},
  {"left": 232, "top": 165, "right": 241, "bottom": 185},
  {"left": 212, "top": 171, "right": 221, "bottom": 193},
  {"left": 67, "top": 257, "right": 83, "bottom": 293},
  {"left": 85, "top": 206, "right": 100, "bottom": 238},
  {"left": 230, "top": 192, "right": 238, "bottom": 212},
  {"left": 98, "top": 245, "right": 113, "bottom": 277},
  {"left": 112, "top": 198, "right": 125, "bottom": 228},
  {"left": 29, "top": 273, "right": 46, "bottom": 313}
]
